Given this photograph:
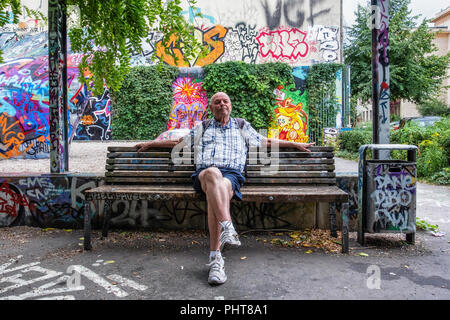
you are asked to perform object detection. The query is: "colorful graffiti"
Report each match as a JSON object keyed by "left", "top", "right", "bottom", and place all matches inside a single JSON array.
[
  {"left": 156, "top": 25, "right": 228, "bottom": 67},
  {"left": 0, "top": 173, "right": 360, "bottom": 230},
  {"left": 0, "top": 31, "right": 112, "bottom": 159},
  {"left": 256, "top": 27, "right": 309, "bottom": 62},
  {"left": 269, "top": 66, "right": 309, "bottom": 142},
  {"left": 167, "top": 77, "right": 208, "bottom": 130}
]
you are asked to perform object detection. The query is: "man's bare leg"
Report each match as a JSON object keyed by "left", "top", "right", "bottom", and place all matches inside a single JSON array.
[{"left": 199, "top": 167, "right": 234, "bottom": 251}]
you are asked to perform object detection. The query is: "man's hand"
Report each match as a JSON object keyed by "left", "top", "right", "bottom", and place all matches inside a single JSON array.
[
  {"left": 135, "top": 141, "right": 153, "bottom": 153},
  {"left": 294, "top": 142, "right": 315, "bottom": 152}
]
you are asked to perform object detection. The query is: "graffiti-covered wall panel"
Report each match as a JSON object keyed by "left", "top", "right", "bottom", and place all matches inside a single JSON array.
[
  {"left": 0, "top": 31, "right": 112, "bottom": 159},
  {"left": 1, "top": 174, "right": 358, "bottom": 230},
  {"left": 131, "top": 0, "right": 342, "bottom": 67}
]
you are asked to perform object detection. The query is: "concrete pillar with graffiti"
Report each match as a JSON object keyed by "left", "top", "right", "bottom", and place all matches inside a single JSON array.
[
  {"left": 48, "top": 0, "right": 69, "bottom": 172},
  {"left": 371, "top": 0, "right": 390, "bottom": 159}
]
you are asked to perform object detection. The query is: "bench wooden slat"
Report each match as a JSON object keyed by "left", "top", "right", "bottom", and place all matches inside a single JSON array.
[
  {"left": 107, "top": 146, "right": 334, "bottom": 153},
  {"left": 107, "top": 158, "right": 335, "bottom": 165},
  {"left": 105, "top": 171, "right": 335, "bottom": 178},
  {"left": 106, "top": 164, "right": 196, "bottom": 171},
  {"left": 245, "top": 171, "right": 335, "bottom": 178},
  {"left": 245, "top": 177, "right": 336, "bottom": 184},
  {"left": 105, "top": 177, "right": 193, "bottom": 184},
  {"left": 85, "top": 184, "right": 347, "bottom": 202},
  {"left": 108, "top": 151, "right": 334, "bottom": 159},
  {"left": 106, "top": 171, "right": 193, "bottom": 177},
  {"left": 105, "top": 164, "right": 335, "bottom": 172},
  {"left": 105, "top": 177, "right": 336, "bottom": 184},
  {"left": 247, "top": 164, "right": 335, "bottom": 171}
]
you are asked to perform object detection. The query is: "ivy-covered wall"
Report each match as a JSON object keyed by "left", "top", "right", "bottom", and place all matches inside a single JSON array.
[{"left": 110, "top": 62, "right": 344, "bottom": 144}]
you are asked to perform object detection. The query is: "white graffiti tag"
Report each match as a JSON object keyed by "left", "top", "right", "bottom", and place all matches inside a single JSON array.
[{"left": 0, "top": 256, "right": 147, "bottom": 300}]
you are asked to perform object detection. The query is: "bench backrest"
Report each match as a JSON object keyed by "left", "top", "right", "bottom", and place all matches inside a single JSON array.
[{"left": 105, "top": 146, "right": 336, "bottom": 186}]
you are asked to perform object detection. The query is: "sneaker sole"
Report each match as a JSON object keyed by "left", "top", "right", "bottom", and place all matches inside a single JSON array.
[
  {"left": 208, "top": 275, "right": 227, "bottom": 285},
  {"left": 220, "top": 239, "right": 241, "bottom": 252}
]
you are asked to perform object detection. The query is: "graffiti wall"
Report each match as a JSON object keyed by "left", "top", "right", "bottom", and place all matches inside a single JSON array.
[
  {"left": 0, "top": 31, "right": 112, "bottom": 159},
  {"left": 0, "top": 173, "right": 359, "bottom": 230},
  {"left": 3, "top": 173, "right": 358, "bottom": 230},
  {"left": 0, "top": 0, "right": 342, "bottom": 158},
  {"left": 269, "top": 66, "right": 310, "bottom": 142},
  {"left": 130, "top": 0, "right": 342, "bottom": 67}
]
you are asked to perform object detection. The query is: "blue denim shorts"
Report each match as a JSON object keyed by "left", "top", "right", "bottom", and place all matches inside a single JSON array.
[{"left": 191, "top": 167, "right": 245, "bottom": 201}]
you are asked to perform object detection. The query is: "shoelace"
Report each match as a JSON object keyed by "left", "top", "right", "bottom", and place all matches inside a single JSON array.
[
  {"left": 206, "top": 258, "right": 224, "bottom": 272},
  {"left": 220, "top": 228, "right": 236, "bottom": 242}
]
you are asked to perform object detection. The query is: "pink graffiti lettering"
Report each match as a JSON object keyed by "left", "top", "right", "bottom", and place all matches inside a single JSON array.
[{"left": 256, "top": 28, "right": 309, "bottom": 60}]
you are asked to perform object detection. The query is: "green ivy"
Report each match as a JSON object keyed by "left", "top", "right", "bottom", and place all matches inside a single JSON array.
[
  {"left": 307, "top": 63, "right": 344, "bottom": 145},
  {"left": 202, "top": 61, "right": 294, "bottom": 130},
  {"left": 111, "top": 65, "right": 178, "bottom": 140}
]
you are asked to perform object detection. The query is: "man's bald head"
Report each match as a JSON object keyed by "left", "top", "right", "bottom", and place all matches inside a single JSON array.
[{"left": 210, "top": 92, "right": 231, "bottom": 106}]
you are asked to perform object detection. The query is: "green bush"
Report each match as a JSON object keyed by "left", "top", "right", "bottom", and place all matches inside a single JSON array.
[
  {"left": 430, "top": 167, "right": 450, "bottom": 185},
  {"left": 337, "top": 129, "right": 372, "bottom": 153},
  {"left": 418, "top": 98, "right": 450, "bottom": 117},
  {"left": 111, "top": 65, "right": 179, "bottom": 140},
  {"left": 202, "top": 61, "right": 294, "bottom": 130},
  {"left": 391, "top": 117, "right": 450, "bottom": 181}
]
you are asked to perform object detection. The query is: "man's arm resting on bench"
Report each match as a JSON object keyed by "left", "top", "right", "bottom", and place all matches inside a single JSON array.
[
  {"left": 261, "top": 138, "right": 315, "bottom": 152},
  {"left": 135, "top": 138, "right": 186, "bottom": 152}
]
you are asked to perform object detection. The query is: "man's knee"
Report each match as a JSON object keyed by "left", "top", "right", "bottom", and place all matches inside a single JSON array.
[{"left": 199, "top": 167, "right": 222, "bottom": 184}]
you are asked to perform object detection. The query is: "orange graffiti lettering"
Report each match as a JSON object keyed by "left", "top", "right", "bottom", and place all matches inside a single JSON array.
[
  {"left": 196, "top": 25, "right": 227, "bottom": 66},
  {"left": 81, "top": 115, "right": 95, "bottom": 125},
  {"left": 156, "top": 25, "right": 227, "bottom": 67}
]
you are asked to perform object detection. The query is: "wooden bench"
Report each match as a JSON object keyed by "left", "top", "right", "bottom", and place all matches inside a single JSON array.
[{"left": 83, "top": 145, "right": 350, "bottom": 252}]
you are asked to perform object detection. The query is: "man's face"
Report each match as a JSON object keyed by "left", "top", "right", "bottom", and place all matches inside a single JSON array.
[{"left": 210, "top": 93, "right": 232, "bottom": 120}]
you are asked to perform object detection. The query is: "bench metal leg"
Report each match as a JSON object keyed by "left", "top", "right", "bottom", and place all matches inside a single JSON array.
[
  {"left": 102, "top": 199, "right": 111, "bottom": 238},
  {"left": 83, "top": 202, "right": 92, "bottom": 251},
  {"left": 341, "top": 202, "right": 349, "bottom": 254},
  {"left": 329, "top": 202, "right": 337, "bottom": 238},
  {"left": 406, "top": 232, "right": 415, "bottom": 245}
]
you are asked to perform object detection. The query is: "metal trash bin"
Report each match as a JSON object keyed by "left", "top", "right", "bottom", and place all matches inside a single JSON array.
[{"left": 357, "top": 144, "right": 418, "bottom": 246}]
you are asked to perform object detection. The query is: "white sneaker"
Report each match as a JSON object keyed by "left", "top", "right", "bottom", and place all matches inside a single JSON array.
[
  {"left": 207, "top": 256, "right": 227, "bottom": 285},
  {"left": 219, "top": 227, "right": 241, "bottom": 251}
]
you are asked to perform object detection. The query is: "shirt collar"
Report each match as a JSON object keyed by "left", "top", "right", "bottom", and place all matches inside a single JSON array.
[{"left": 212, "top": 117, "right": 232, "bottom": 129}]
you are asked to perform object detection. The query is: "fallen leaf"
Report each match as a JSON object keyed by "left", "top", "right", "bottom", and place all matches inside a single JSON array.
[
  {"left": 42, "top": 228, "right": 55, "bottom": 232},
  {"left": 64, "top": 229, "right": 72, "bottom": 232},
  {"left": 104, "top": 260, "right": 115, "bottom": 264},
  {"left": 79, "top": 237, "right": 84, "bottom": 240},
  {"left": 358, "top": 253, "right": 369, "bottom": 257},
  {"left": 305, "top": 250, "right": 313, "bottom": 254},
  {"left": 240, "top": 256, "right": 247, "bottom": 260}
]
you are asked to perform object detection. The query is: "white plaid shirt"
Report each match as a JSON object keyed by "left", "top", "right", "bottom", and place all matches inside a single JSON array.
[{"left": 182, "top": 118, "right": 264, "bottom": 172}]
